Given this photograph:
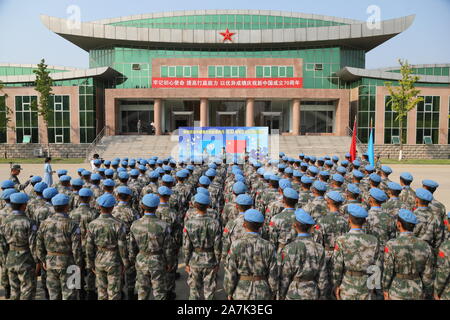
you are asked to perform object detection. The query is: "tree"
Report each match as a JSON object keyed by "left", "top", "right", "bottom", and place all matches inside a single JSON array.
[
  {"left": 32, "top": 59, "right": 53, "bottom": 155},
  {"left": 385, "top": 59, "right": 423, "bottom": 161}
]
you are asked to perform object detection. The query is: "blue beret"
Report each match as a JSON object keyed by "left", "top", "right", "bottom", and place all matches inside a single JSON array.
[
  {"left": 400, "top": 172, "right": 413, "bottom": 182},
  {"left": 300, "top": 162, "right": 308, "bottom": 167},
  {"left": 121, "top": 161, "right": 128, "bottom": 166},
  {"left": 129, "top": 160, "right": 136, "bottom": 166},
  {"left": 71, "top": 178, "right": 84, "bottom": 186},
  {"left": 43, "top": 187, "right": 58, "bottom": 200},
  {"left": 117, "top": 186, "right": 132, "bottom": 195},
  {"left": 102, "top": 179, "right": 115, "bottom": 187},
  {"left": 93, "top": 159, "right": 101, "bottom": 165},
  {"left": 118, "top": 172, "right": 129, "bottom": 180},
  {"left": 98, "top": 168, "right": 105, "bottom": 173},
  {"left": 282, "top": 156, "right": 288, "bottom": 161},
  {"left": 186, "top": 165, "right": 194, "bottom": 171},
  {"left": 310, "top": 156, "right": 317, "bottom": 162},
  {"left": 97, "top": 193, "right": 116, "bottom": 208},
  {"left": 158, "top": 186, "right": 173, "bottom": 196},
  {"left": 447, "top": 212, "right": 450, "bottom": 219},
  {"left": 91, "top": 173, "right": 101, "bottom": 181},
  {"left": 154, "top": 168, "right": 164, "bottom": 175},
  {"left": 283, "top": 187, "right": 299, "bottom": 200},
  {"left": 244, "top": 209, "right": 264, "bottom": 223},
  {"left": 234, "top": 175, "right": 246, "bottom": 183},
  {"left": 10, "top": 192, "right": 29, "bottom": 204},
  {"left": 295, "top": 208, "right": 315, "bottom": 225},
  {"left": 205, "top": 169, "right": 216, "bottom": 177},
  {"left": 263, "top": 173, "right": 272, "bottom": 180},
  {"left": 77, "top": 168, "right": 85, "bottom": 173},
  {"left": 129, "top": 169, "right": 139, "bottom": 176},
  {"left": 30, "top": 176, "right": 42, "bottom": 183},
  {"left": 1, "top": 180, "right": 15, "bottom": 189},
  {"left": 381, "top": 166, "right": 392, "bottom": 174},
  {"left": 253, "top": 162, "right": 262, "bottom": 168},
  {"left": 293, "top": 170, "right": 303, "bottom": 178},
  {"left": 60, "top": 175, "right": 71, "bottom": 182},
  {"left": 353, "top": 160, "right": 361, "bottom": 167},
  {"left": 398, "top": 209, "right": 418, "bottom": 224},
  {"left": 236, "top": 194, "right": 253, "bottom": 206},
  {"left": 369, "top": 188, "right": 388, "bottom": 202},
  {"left": 326, "top": 191, "right": 344, "bottom": 203},
  {"left": 104, "top": 160, "right": 111, "bottom": 165},
  {"left": 1, "top": 189, "right": 17, "bottom": 200},
  {"left": 34, "top": 182, "right": 48, "bottom": 193},
  {"left": 232, "top": 182, "right": 248, "bottom": 195},
  {"left": 51, "top": 194, "right": 69, "bottom": 206},
  {"left": 149, "top": 171, "right": 159, "bottom": 179},
  {"left": 79, "top": 188, "right": 93, "bottom": 197},
  {"left": 122, "top": 157, "right": 129, "bottom": 161},
  {"left": 332, "top": 174, "right": 344, "bottom": 183},
  {"left": 256, "top": 168, "right": 265, "bottom": 175},
  {"left": 284, "top": 167, "right": 293, "bottom": 174},
  {"left": 352, "top": 170, "right": 364, "bottom": 179},
  {"left": 278, "top": 163, "right": 287, "bottom": 170},
  {"left": 337, "top": 167, "right": 347, "bottom": 174},
  {"left": 148, "top": 160, "right": 156, "bottom": 165},
  {"left": 341, "top": 160, "right": 349, "bottom": 166},
  {"left": 176, "top": 170, "right": 188, "bottom": 178},
  {"left": 194, "top": 193, "right": 210, "bottom": 205},
  {"left": 196, "top": 187, "right": 209, "bottom": 196},
  {"left": 387, "top": 182, "right": 402, "bottom": 191},
  {"left": 324, "top": 160, "right": 333, "bottom": 166},
  {"left": 111, "top": 160, "right": 119, "bottom": 166},
  {"left": 299, "top": 153, "right": 305, "bottom": 157},
  {"left": 345, "top": 152, "right": 351, "bottom": 157},
  {"left": 347, "top": 183, "right": 361, "bottom": 195},
  {"left": 365, "top": 165, "right": 375, "bottom": 172},
  {"left": 301, "top": 175, "right": 313, "bottom": 184},
  {"left": 279, "top": 152, "right": 285, "bottom": 157},
  {"left": 104, "top": 169, "right": 114, "bottom": 176},
  {"left": 142, "top": 193, "right": 160, "bottom": 207},
  {"left": 208, "top": 163, "right": 217, "bottom": 169},
  {"left": 369, "top": 173, "right": 381, "bottom": 183},
  {"left": 319, "top": 171, "right": 330, "bottom": 177},
  {"left": 332, "top": 156, "right": 339, "bottom": 161},
  {"left": 199, "top": 176, "right": 211, "bottom": 186},
  {"left": 279, "top": 179, "right": 292, "bottom": 190},
  {"left": 313, "top": 180, "right": 327, "bottom": 192},
  {"left": 318, "top": 157, "right": 324, "bottom": 162},
  {"left": 156, "top": 159, "right": 163, "bottom": 164},
  {"left": 415, "top": 188, "right": 433, "bottom": 202},
  {"left": 57, "top": 169, "right": 68, "bottom": 175},
  {"left": 162, "top": 165, "right": 172, "bottom": 172},
  {"left": 304, "top": 156, "right": 310, "bottom": 161},
  {"left": 270, "top": 175, "right": 281, "bottom": 182},
  {"left": 422, "top": 180, "right": 439, "bottom": 189},
  {"left": 347, "top": 204, "right": 368, "bottom": 218},
  {"left": 308, "top": 166, "right": 319, "bottom": 174},
  {"left": 162, "top": 174, "right": 175, "bottom": 183}
]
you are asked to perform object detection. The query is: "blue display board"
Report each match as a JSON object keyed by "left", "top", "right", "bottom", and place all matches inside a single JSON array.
[{"left": 178, "top": 127, "right": 269, "bottom": 163}]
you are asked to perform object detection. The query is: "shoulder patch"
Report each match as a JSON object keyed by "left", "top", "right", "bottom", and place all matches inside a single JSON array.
[
  {"left": 224, "top": 227, "right": 229, "bottom": 233},
  {"left": 183, "top": 227, "right": 187, "bottom": 233},
  {"left": 32, "top": 225, "right": 37, "bottom": 231},
  {"left": 75, "top": 227, "right": 81, "bottom": 235},
  {"left": 269, "top": 221, "right": 275, "bottom": 227},
  {"left": 315, "top": 225, "right": 320, "bottom": 230},
  {"left": 444, "top": 220, "right": 448, "bottom": 226},
  {"left": 384, "top": 246, "right": 389, "bottom": 253},
  {"left": 439, "top": 251, "right": 445, "bottom": 258},
  {"left": 281, "top": 252, "right": 285, "bottom": 261},
  {"left": 334, "top": 243, "right": 339, "bottom": 251}
]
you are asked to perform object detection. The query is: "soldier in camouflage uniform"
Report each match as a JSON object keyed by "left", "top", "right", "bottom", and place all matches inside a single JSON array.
[
  {"left": 129, "top": 193, "right": 174, "bottom": 300},
  {"left": 332, "top": 204, "right": 381, "bottom": 300},
  {"left": 69, "top": 188, "right": 99, "bottom": 300},
  {"left": 422, "top": 179, "right": 447, "bottom": 223},
  {"left": 89, "top": 173, "right": 104, "bottom": 200},
  {"left": 224, "top": 209, "right": 278, "bottom": 300},
  {"left": 297, "top": 175, "right": 314, "bottom": 208},
  {"left": 341, "top": 184, "right": 367, "bottom": 219},
  {"left": 81, "top": 170, "right": 93, "bottom": 189},
  {"left": 86, "top": 193, "right": 130, "bottom": 300},
  {"left": 140, "top": 171, "right": 159, "bottom": 198},
  {"left": 9, "top": 165, "right": 31, "bottom": 191},
  {"left": 399, "top": 172, "right": 415, "bottom": 211},
  {"left": 183, "top": 193, "right": 222, "bottom": 300},
  {"left": 378, "top": 166, "right": 392, "bottom": 192},
  {"left": 381, "top": 182, "right": 404, "bottom": 219},
  {"left": 382, "top": 209, "right": 434, "bottom": 300},
  {"left": 28, "top": 176, "right": 42, "bottom": 200},
  {"left": 360, "top": 173, "right": 382, "bottom": 204},
  {"left": 222, "top": 182, "right": 247, "bottom": 227},
  {"left": 256, "top": 175, "right": 279, "bottom": 214},
  {"left": 57, "top": 175, "right": 72, "bottom": 195},
  {"left": 69, "top": 178, "right": 85, "bottom": 211},
  {"left": 279, "top": 209, "right": 328, "bottom": 300},
  {"left": 25, "top": 182, "right": 48, "bottom": 219},
  {"left": 434, "top": 212, "right": 450, "bottom": 300},
  {"left": 53, "top": 169, "right": 68, "bottom": 190},
  {"left": 328, "top": 174, "right": 344, "bottom": 194},
  {"left": 303, "top": 181, "right": 328, "bottom": 220},
  {"left": 0, "top": 193, "right": 37, "bottom": 300},
  {"left": 36, "top": 194, "right": 82, "bottom": 300}
]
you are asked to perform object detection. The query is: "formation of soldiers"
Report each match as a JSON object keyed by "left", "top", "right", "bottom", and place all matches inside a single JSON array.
[{"left": 0, "top": 152, "right": 449, "bottom": 300}]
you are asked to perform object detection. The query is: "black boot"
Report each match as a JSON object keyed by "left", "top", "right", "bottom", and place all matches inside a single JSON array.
[
  {"left": 86, "top": 290, "right": 97, "bottom": 300},
  {"left": 4, "top": 286, "right": 10, "bottom": 299},
  {"left": 128, "top": 289, "right": 137, "bottom": 300},
  {"left": 44, "top": 288, "right": 50, "bottom": 300}
]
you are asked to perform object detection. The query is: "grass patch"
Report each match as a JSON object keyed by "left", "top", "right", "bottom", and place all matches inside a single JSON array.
[
  {"left": 380, "top": 158, "right": 450, "bottom": 165},
  {"left": 0, "top": 158, "right": 85, "bottom": 164}
]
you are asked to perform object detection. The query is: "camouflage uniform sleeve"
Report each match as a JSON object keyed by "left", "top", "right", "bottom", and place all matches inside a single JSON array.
[
  {"left": 165, "top": 224, "right": 176, "bottom": 268},
  {"left": 85, "top": 223, "right": 95, "bottom": 270},
  {"left": 434, "top": 245, "right": 450, "bottom": 298},
  {"left": 278, "top": 246, "right": 295, "bottom": 299},
  {"left": 331, "top": 238, "right": 344, "bottom": 288},
  {"left": 182, "top": 225, "right": 193, "bottom": 266},
  {"left": 381, "top": 242, "right": 394, "bottom": 292},
  {"left": 214, "top": 221, "right": 222, "bottom": 266},
  {"left": 221, "top": 221, "right": 233, "bottom": 261},
  {"left": 128, "top": 227, "right": 138, "bottom": 266},
  {"left": 36, "top": 225, "right": 46, "bottom": 264},
  {"left": 71, "top": 224, "right": 83, "bottom": 266},
  {"left": 421, "top": 245, "right": 435, "bottom": 298},
  {"left": 0, "top": 224, "right": 6, "bottom": 264},
  {"left": 268, "top": 218, "right": 279, "bottom": 249},
  {"left": 118, "top": 223, "right": 130, "bottom": 269},
  {"left": 267, "top": 243, "right": 279, "bottom": 297},
  {"left": 317, "top": 247, "right": 329, "bottom": 299},
  {"left": 223, "top": 242, "right": 239, "bottom": 297},
  {"left": 29, "top": 220, "right": 38, "bottom": 262}
]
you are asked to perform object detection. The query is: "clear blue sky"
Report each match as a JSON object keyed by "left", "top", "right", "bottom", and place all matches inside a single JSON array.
[{"left": 0, "top": 0, "right": 449, "bottom": 69}]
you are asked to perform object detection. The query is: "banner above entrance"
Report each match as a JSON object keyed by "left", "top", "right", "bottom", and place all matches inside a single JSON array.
[
  {"left": 152, "top": 77, "right": 303, "bottom": 88},
  {"left": 178, "top": 127, "right": 269, "bottom": 163}
]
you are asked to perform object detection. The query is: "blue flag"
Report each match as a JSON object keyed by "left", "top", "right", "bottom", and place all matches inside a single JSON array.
[{"left": 368, "top": 128, "right": 375, "bottom": 166}]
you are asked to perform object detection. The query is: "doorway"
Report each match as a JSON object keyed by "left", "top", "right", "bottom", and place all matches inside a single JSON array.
[
  {"left": 262, "top": 112, "right": 282, "bottom": 133},
  {"left": 217, "top": 111, "right": 237, "bottom": 126},
  {"left": 172, "top": 111, "right": 194, "bottom": 130},
  {"left": 119, "top": 101, "right": 154, "bottom": 134}
]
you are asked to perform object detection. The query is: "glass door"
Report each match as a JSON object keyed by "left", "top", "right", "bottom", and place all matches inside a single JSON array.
[
  {"left": 217, "top": 111, "right": 237, "bottom": 127},
  {"left": 262, "top": 112, "right": 282, "bottom": 134}
]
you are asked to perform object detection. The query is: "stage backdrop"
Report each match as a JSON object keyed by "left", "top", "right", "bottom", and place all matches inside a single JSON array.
[{"left": 178, "top": 127, "right": 269, "bottom": 163}]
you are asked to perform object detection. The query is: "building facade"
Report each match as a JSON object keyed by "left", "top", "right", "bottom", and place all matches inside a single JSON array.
[{"left": 0, "top": 10, "right": 449, "bottom": 155}]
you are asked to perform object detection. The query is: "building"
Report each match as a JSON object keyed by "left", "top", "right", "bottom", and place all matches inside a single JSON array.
[{"left": 0, "top": 10, "right": 449, "bottom": 158}]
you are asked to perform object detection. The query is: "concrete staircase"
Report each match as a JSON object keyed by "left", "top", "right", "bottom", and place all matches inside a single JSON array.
[{"left": 91, "top": 134, "right": 357, "bottom": 160}]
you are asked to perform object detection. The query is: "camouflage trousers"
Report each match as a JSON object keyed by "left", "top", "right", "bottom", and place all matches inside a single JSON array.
[
  {"left": 80, "top": 267, "right": 96, "bottom": 291},
  {"left": 136, "top": 267, "right": 167, "bottom": 300},
  {"left": 124, "top": 265, "right": 136, "bottom": 293},
  {"left": 166, "top": 255, "right": 178, "bottom": 293},
  {"left": 231, "top": 279, "right": 274, "bottom": 300},
  {"left": 96, "top": 265, "right": 122, "bottom": 300},
  {"left": 8, "top": 267, "right": 36, "bottom": 300},
  {"left": 187, "top": 267, "right": 217, "bottom": 300},
  {"left": 0, "top": 262, "right": 9, "bottom": 291},
  {"left": 338, "top": 276, "right": 374, "bottom": 300},
  {"left": 46, "top": 268, "right": 77, "bottom": 300},
  {"left": 284, "top": 281, "right": 320, "bottom": 300}
]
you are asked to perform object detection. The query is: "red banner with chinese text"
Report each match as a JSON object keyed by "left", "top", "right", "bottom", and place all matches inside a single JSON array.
[{"left": 152, "top": 77, "right": 303, "bottom": 88}]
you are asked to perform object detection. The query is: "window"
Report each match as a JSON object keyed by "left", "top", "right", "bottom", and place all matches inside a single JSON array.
[
  {"left": 384, "top": 96, "right": 407, "bottom": 144},
  {"left": 48, "top": 95, "right": 70, "bottom": 144},
  {"left": 132, "top": 64, "right": 141, "bottom": 70},
  {"left": 255, "top": 65, "right": 294, "bottom": 78},
  {"left": 416, "top": 96, "right": 440, "bottom": 144},
  {"left": 79, "top": 84, "right": 96, "bottom": 143},
  {"left": 208, "top": 66, "right": 246, "bottom": 78},
  {"left": 15, "top": 96, "right": 38, "bottom": 143},
  {"left": 160, "top": 65, "right": 198, "bottom": 78},
  {"left": 314, "top": 63, "right": 323, "bottom": 71},
  {"left": 0, "top": 96, "right": 7, "bottom": 143}
]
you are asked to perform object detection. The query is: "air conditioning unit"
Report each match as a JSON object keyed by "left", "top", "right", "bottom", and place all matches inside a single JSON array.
[
  {"left": 132, "top": 64, "right": 141, "bottom": 70},
  {"left": 33, "top": 148, "right": 44, "bottom": 157}
]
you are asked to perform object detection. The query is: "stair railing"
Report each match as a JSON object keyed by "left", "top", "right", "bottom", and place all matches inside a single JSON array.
[
  {"left": 346, "top": 126, "right": 366, "bottom": 154},
  {"left": 85, "top": 126, "right": 106, "bottom": 161}
]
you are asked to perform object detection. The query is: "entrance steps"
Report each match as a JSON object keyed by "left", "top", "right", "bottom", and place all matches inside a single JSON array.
[{"left": 91, "top": 134, "right": 357, "bottom": 161}]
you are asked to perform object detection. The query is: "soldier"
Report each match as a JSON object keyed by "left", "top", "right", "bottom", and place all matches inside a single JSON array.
[
  {"left": 28, "top": 176, "right": 42, "bottom": 199},
  {"left": 303, "top": 181, "right": 328, "bottom": 220},
  {"left": 90, "top": 173, "right": 103, "bottom": 199},
  {"left": 183, "top": 193, "right": 222, "bottom": 300},
  {"left": 53, "top": 169, "right": 68, "bottom": 189},
  {"left": 0, "top": 188, "right": 17, "bottom": 299},
  {"left": 81, "top": 170, "right": 93, "bottom": 189},
  {"left": 256, "top": 175, "right": 279, "bottom": 214},
  {"left": 265, "top": 178, "right": 291, "bottom": 227},
  {"left": 291, "top": 170, "right": 303, "bottom": 192},
  {"left": 140, "top": 171, "right": 159, "bottom": 197},
  {"left": 86, "top": 193, "right": 129, "bottom": 300},
  {"left": 329, "top": 174, "right": 344, "bottom": 194},
  {"left": 382, "top": 209, "right": 434, "bottom": 300},
  {"left": 399, "top": 172, "right": 415, "bottom": 210},
  {"left": 57, "top": 175, "right": 72, "bottom": 195},
  {"left": 26, "top": 182, "right": 48, "bottom": 219},
  {"left": 222, "top": 181, "right": 247, "bottom": 227},
  {"left": 69, "top": 178, "right": 85, "bottom": 210},
  {"left": 332, "top": 204, "right": 381, "bottom": 300},
  {"left": 379, "top": 166, "right": 393, "bottom": 192},
  {"left": 341, "top": 184, "right": 367, "bottom": 218},
  {"left": 297, "top": 175, "right": 314, "bottom": 208},
  {"left": 10, "top": 164, "right": 31, "bottom": 191},
  {"left": 381, "top": 182, "right": 404, "bottom": 219},
  {"left": 434, "top": 212, "right": 450, "bottom": 300},
  {"left": 224, "top": 209, "right": 278, "bottom": 300},
  {"left": 0, "top": 193, "right": 37, "bottom": 300},
  {"left": 36, "top": 194, "right": 82, "bottom": 300},
  {"left": 129, "top": 193, "right": 174, "bottom": 300},
  {"left": 422, "top": 179, "right": 446, "bottom": 223},
  {"left": 69, "top": 188, "right": 99, "bottom": 300},
  {"left": 279, "top": 209, "right": 328, "bottom": 300}
]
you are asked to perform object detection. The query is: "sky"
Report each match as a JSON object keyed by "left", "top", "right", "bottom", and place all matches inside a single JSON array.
[{"left": 0, "top": 0, "right": 449, "bottom": 69}]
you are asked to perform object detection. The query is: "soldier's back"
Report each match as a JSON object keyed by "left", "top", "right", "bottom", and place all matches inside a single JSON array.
[{"left": 435, "top": 240, "right": 450, "bottom": 300}]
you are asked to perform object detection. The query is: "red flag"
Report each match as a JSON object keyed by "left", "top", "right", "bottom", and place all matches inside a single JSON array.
[
  {"left": 226, "top": 140, "right": 246, "bottom": 153},
  {"left": 350, "top": 116, "right": 357, "bottom": 162}
]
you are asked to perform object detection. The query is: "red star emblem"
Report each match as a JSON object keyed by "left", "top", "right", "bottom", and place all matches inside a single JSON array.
[{"left": 220, "top": 28, "right": 235, "bottom": 42}]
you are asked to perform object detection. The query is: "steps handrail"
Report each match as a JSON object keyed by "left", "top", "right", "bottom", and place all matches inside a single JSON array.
[
  {"left": 346, "top": 126, "right": 366, "bottom": 153},
  {"left": 85, "top": 126, "right": 106, "bottom": 160}
]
